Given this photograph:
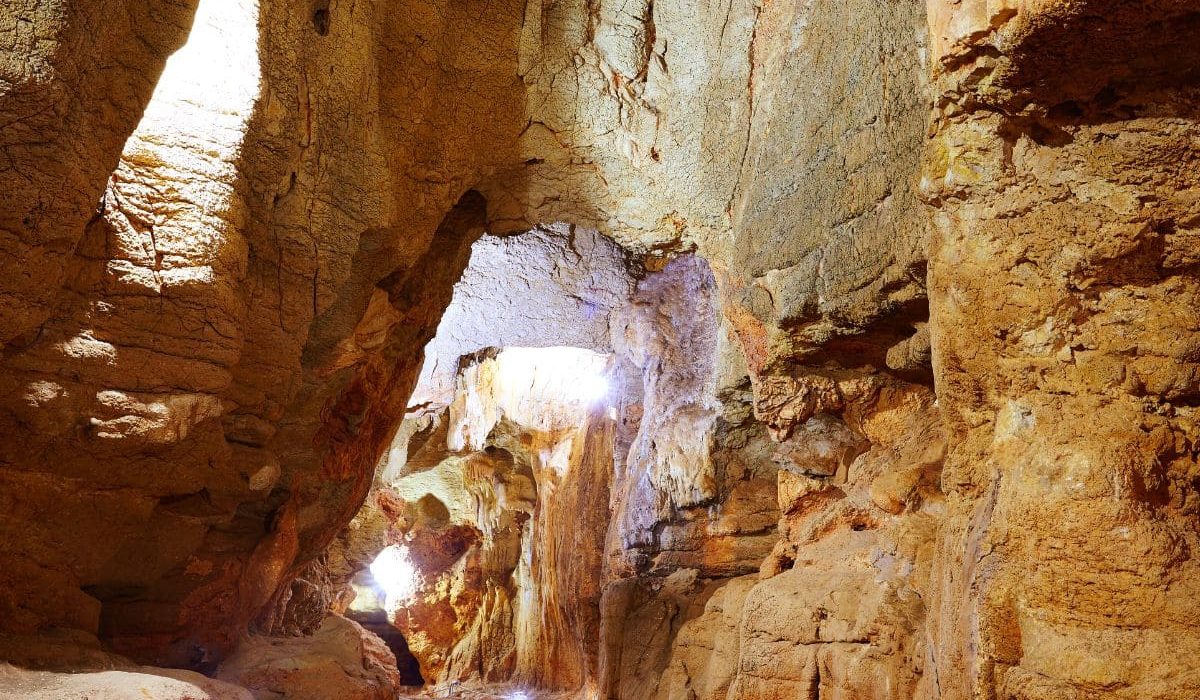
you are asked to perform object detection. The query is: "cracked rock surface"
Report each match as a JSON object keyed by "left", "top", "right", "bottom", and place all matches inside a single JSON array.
[{"left": 2, "top": 0, "right": 1199, "bottom": 698}]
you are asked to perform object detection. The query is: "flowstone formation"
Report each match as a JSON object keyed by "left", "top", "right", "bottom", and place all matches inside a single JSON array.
[{"left": 1, "top": 0, "right": 1199, "bottom": 698}]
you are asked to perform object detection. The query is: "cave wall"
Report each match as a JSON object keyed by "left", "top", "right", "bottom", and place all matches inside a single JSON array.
[
  {"left": 595, "top": 0, "right": 939, "bottom": 695},
  {"left": 0, "top": 0, "right": 519, "bottom": 667},
  {"left": 0, "top": 0, "right": 936, "bottom": 679},
  {"left": 924, "top": 1, "right": 1200, "bottom": 697},
  {"left": 3, "top": 0, "right": 1200, "bottom": 698},
  {"left": 0, "top": 0, "right": 200, "bottom": 343},
  {"left": 0, "top": 0, "right": 201, "bottom": 655}
]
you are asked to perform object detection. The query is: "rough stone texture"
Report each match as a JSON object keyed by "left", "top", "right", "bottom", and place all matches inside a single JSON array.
[
  {"left": 582, "top": 0, "right": 940, "bottom": 684},
  {"left": 719, "top": 0, "right": 931, "bottom": 379},
  {"left": 410, "top": 226, "right": 634, "bottom": 408},
  {"left": 923, "top": 1, "right": 1200, "bottom": 697},
  {"left": 613, "top": 373, "right": 944, "bottom": 700},
  {"left": 736, "top": 375, "right": 942, "bottom": 699},
  {"left": 1, "top": 0, "right": 932, "bottom": 674},
  {"left": 0, "top": 663, "right": 253, "bottom": 700},
  {"left": 580, "top": 255, "right": 787, "bottom": 699},
  {"left": 0, "top": 0, "right": 493, "bottom": 668},
  {"left": 216, "top": 615, "right": 402, "bottom": 700},
  {"left": 653, "top": 575, "right": 757, "bottom": 700},
  {"left": 595, "top": 257, "right": 780, "bottom": 699},
  {"left": 0, "top": 0, "right": 199, "bottom": 343},
  {"left": 11, "top": 0, "right": 1196, "bottom": 698}
]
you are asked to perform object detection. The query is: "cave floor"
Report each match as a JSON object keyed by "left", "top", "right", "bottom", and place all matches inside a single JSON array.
[{"left": 399, "top": 688, "right": 579, "bottom": 699}]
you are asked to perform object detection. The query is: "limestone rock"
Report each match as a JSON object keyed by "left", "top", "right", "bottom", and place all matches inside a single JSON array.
[
  {"left": 0, "top": 663, "right": 253, "bottom": 700},
  {"left": 215, "top": 615, "right": 401, "bottom": 700},
  {"left": 654, "top": 576, "right": 758, "bottom": 700},
  {"left": 5, "top": 0, "right": 1197, "bottom": 696},
  {"left": 923, "top": 1, "right": 1200, "bottom": 696},
  {"left": 0, "top": 0, "right": 931, "bottom": 676}
]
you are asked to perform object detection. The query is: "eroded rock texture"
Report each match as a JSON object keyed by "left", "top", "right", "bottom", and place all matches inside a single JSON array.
[
  {"left": 2, "top": 0, "right": 1198, "bottom": 698},
  {"left": 0, "top": 0, "right": 200, "bottom": 342},
  {"left": 924, "top": 2, "right": 1200, "bottom": 697},
  {"left": 0, "top": 0, "right": 498, "bottom": 667},
  {"left": 217, "top": 615, "right": 403, "bottom": 700}
]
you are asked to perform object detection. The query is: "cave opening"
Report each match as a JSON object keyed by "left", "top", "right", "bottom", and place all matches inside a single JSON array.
[
  {"left": 332, "top": 224, "right": 642, "bottom": 696},
  {"left": 344, "top": 548, "right": 425, "bottom": 687},
  {"left": 330, "top": 223, "right": 746, "bottom": 698}
]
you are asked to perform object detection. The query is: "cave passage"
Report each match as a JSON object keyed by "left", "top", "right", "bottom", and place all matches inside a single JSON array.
[
  {"left": 345, "top": 606, "right": 425, "bottom": 687},
  {"left": 332, "top": 226, "right": 639, "bottom": 696},
  {"left": 11, "top": 1, "right": 1197, "bottom": 696}
]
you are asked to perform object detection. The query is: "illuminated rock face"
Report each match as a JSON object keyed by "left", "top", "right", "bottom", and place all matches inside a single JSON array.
[
  {"left": 923, "top": 3, "right": 1200, "bottom": 697},
  {"left": 2, "top": 0, "right": 1200, "bottom": 699},
  {"left": 409, "top": 225, "right": 634, "bottom": 410},
  {"left": 381, "top": 345, "right": 616, "bottom": 691}
]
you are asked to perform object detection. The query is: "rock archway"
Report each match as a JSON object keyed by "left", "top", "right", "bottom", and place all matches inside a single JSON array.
[{"left": 5, "top": 0, "right": 1199, "bottom": 698}]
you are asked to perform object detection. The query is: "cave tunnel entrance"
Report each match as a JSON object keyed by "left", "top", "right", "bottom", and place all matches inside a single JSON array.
[
  {"left": 346, "top": 545, "right": 424, "bottom": 686},
  {"left": 345, "top": 224, "right": 640, "bottom": 695},
  {"left": 249, "top": 220, "right": 721, "bottom": 698},
  {"left": 345, "top": 561, "right": 425, "bottom": 687}
]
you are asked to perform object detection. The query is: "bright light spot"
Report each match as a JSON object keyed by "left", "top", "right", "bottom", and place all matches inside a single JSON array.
[
  {"left": 495, "top": 346, "right": 611, "bottom": 407},
  {"left": 369, "top": 545, "right": 418, "bottom": 608},
  {"left": 140, "top": 0, "right": 261, "bottom": 141},
  {"left": 109, "top": 0, "right": 261, "bottom": 277},
  {"left": 448, "top": 346, "right": 616, "bottom": 452},
  {"left": 575, "top": 370, "right": 610, "bottom": 404},
  {"left": 510, "top": 692, "right": 530, "bottom": 700}
]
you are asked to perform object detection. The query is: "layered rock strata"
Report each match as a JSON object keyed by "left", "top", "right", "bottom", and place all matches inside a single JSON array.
[
  {"left": 924, "top": 1, "right": 1200, "bottom": 696},
  {"left": 2, "top": 0, "right": 1197, "bottom": 698}
]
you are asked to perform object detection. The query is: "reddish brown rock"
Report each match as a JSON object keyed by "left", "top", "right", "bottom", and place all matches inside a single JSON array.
[
  {"left": 923, "top": 1, "right": 1200, "bottom": 697},
  {"left": 216, "top": 615, "right": 401, "bottom": 700},
  {"left": 0, "top": 663, "right": 253, "bottom": 700},
  {"left": 3, "top": 0, "right": 1198, "bottom": 697}
]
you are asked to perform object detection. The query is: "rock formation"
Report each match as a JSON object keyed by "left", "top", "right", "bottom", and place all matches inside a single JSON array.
[
  {"left": 924, "top": 3, "right": 1200, "bottom": 697},
  {"left": 1, "top": 0, "right": 1198, "bottom": 698}
]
